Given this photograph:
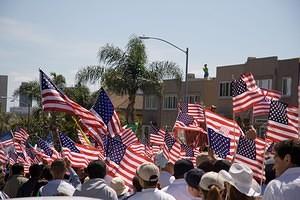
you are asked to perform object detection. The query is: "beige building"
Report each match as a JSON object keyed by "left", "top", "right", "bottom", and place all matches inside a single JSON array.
[{"left": 141, "top": 74, "right": 217, "bottom": 134}]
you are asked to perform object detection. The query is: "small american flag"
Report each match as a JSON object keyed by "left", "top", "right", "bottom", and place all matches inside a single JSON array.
[
  {"left": 0, "top": 148, "right": 7, "bottom": 165},
  {"left": 0, "top": 131, "right": 14, "bottom": 147},
  {"left": 149, "top": 124, "right": 165, "bottom": 146},
  {"left": 59, "top": 133, "right": 90, "bottom": 168},
  {"left": 253, "top": 89, "right": 281, "bottom": 117},
  {"left": 266, "top": 100, "right": 299, "bottom": 142},
  {"left": 14, "top": 128, "right": 29, "bottom": 143},
  {"left": 119, "top": 128, "right": 138, "bottom": 147},
  {"left": 37, "top": 138, "right": 60, "bottom": 162},
  {"left": 231, "top": 73, "right": 264, "bottom": 113},
  {"left": 105, "top": 136, "right": 127, "bottom": 164},
  {"left": 163, "top": 132, "right": 181, "bottom": 164},
  {"left": 174, "top": 103, "right": 205, "bottom": 132},
  {"left": 235, "top": 136, "right": 266, "bottom": 181},
  {"left": 91, "top": 88, "right": 122, "bottom": 136},
  {"left": 205, "top": 109, "right": 243, "bottom": 161}
]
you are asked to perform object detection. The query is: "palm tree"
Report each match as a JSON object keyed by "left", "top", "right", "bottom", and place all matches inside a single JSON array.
[
  {"left": 13, "top": 81, "right": 41, "bottom": 105},
  {"left": 76, "top": 36, "right": 182, "bottom": 123}
]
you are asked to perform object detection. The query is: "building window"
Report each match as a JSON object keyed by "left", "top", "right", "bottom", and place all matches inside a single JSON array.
[
  {"left": 184, "top": 95, "right": 201, "bottom": 104},
  {"left": 144, "top": 95, "right": 157, "bottom": 110},
  {"left": 282, "top": 77, "right": 292, "bottom": 96},
  {"left": 256, "top": 79, "right": 272, "bottom": 90},
  {"left": 219, "top": 82, "right": 231, "bottom": 97},
  {"left": 163, "top": 95, "right": 178, "bottom": 110}
]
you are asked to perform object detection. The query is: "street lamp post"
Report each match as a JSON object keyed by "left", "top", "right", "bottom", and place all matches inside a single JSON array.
[{"left": 139, "top": 36, "right": 189, "bottom": 102}]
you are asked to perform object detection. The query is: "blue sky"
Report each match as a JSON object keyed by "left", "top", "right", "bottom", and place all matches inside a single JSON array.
[{"left": 0, "top": 0, "right": 299, "bottom": 109}]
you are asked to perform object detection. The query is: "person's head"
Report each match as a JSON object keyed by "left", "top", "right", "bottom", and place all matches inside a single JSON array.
[
  {"left": 87, "top": 160, "right": 106, "bottom": 179},
  {"left": 213, "top": 159, "right": 231, "bottom": 172},
  {"left": 245, "top": 126, "right": 257, "bottom": 140},
  {"left": 29, "top": 164, "right": 43, "bottom": 179},
  {"left": 210, "top": 105, "right": 216, "bottom": 112},
  {"left": 51, "top": 159, "right": 67, "bottom": 179},
  {"left": 41, "top": 165, "right": 53, "bottom": 181},
  {"left": 197, "top": 160, "right": 214, "bottom": 173},
  {"left": 196, "top": 152, "right": 210, "bottom": 167},
  {"left": 110, "top": 177, "right": 129, "bottom": 197},
  {"left": 273, "top": 139, "right": 300, "bottom": 176},
  {"left": 11, "top": 163, "right": 24, "bottom": 176},
  {"left": 132, "top": 175, "right": 142, "bottom": 192},
  {"left": 200, "top": 172, "right": 225, "bottom": 200},
  {"left": 136, "top": 163, "right": 160, "bottom": 189},
  {"left": 221, "top": 163, "right": 261, "bottom": 199},
  {"left": 174, "top": 159, "right": 194, "bottom": 179},
  {"left": 184, "top": 168, "right": 205, "bottom": 198}
]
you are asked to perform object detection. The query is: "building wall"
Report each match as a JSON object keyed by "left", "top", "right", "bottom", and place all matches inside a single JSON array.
[{"left": 0, "top": 75, "right": 8, "bottom": 112}]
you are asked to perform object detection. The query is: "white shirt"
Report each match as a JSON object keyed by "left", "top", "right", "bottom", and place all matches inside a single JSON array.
[
  {"left": 263, "top": 167, "right": 300, "bottom": 200},
  {"left": 39, "top": 179, "right": 75, "bottom": 196},
  {"left": 159, "top": 171, "right": 173, "bottom": 188},
  {"left": 162, "top": 179, "right": 194, "bottom": 200},
  {"left": 128, "top": 188, "right": 175, "bottom": 200}
]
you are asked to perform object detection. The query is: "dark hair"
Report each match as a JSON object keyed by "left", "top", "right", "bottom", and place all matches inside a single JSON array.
[
  {"left": 41, "top": 165, "right": 53, "bottom": 181},
  {"left": 228, "top": 185, "right": 255, "bottom": 200},
  {"left": 274, "top": 139, "right": 300, "bottom": 166},
  {"left": 213, "top": 159, "right": 231, "bottom": 172},
  {"left": 142, "top": 179, "right": 158, "bottom": 187},
  {"left": 185, "top": 168, "right": 204, "bottom": 189},
  {"left": 29, "top": 164, "right": 42, "bottom": 179},
  {"left": 87, "top": 160, "right": 106, "bottom": 179},
  {"left": 132, "top": 175, "right": 142, "bottom": 192},
  {"left": 11, "top": 163, "right": 24, "bottom": 175},
  {"left": 197, "top": 160, "right": 214, "bottom": 173},
  {"left": 174, "top": 159, "right": 194, "bottom": 179}
]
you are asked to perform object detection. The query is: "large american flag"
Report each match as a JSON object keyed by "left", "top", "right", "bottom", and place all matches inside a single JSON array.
[
  {"left": 205, "top": 109, "right": 243, "bottom": 161},
  {"left": 235, "top": 136, "right": 266, "bottom": 181},
  {"left": 14, "top": 128, "right": 29, "bottom": 143},
  {"left": 266, "top": 100, "right": 299, "bottom": 142},
  {"left": 253, "top": 89, "right": 281, "bottom": 117},
  {"left": 174, "top": 103, "right": 205, "bottom": 132},
  {"left": 40, "top": 69, "right": 107, "bottom": 138},
  {"left": 0, "top": 131, "right": 14, "bottom": 147},
  {"left": 91, "top": 88, "right": 122, "bottom": 136},
  {"left": 231, "top": 73, "right": 264, "bottom": 113}
]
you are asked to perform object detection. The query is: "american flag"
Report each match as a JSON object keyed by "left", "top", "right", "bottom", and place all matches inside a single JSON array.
[
  {"left": 0, "top": 148, "right": 7, "bottom": 165},
  {"left": 174, "top": 103, "right": 205, "bottom": 132},
  {"left": 105, "top": 136, "right": 127, "bottom": 164},
  {"left": 0, "top": 131, "right": 14, "bottom": 147},
  {"left": 231, "top": 72, "right": 264, "bottom": 113},
  {"left": 253, "top": 89, "right": 281, "bottom": 117},
  {"left": 108, "top": 145, "right": 153, "bottom": 187},
  {"left": 162, "top": 132, "right": 181, "bottom": 164},
  {"left": 235, "top": 136, "right": 266, "bottom": 181},
  {"left": 119, "top": 128, "right": 138, "bottom": 147},
  {"left": 25, "top": 143, "right": 40, "bottom": 164},
  {"left": 205, "top": 109, "right": 243, "bottom": 161},
  {"left": 91, "top": 88, "right": 122, "bottom": 136},
  {"left": 14, "top": 128, "right": 29, "bottom": 143},
  {"left": 59, "top": 133, "right": 93, "bottom": 168},
  {"left": 8, "top": 150, "right": 18, "bottom": 165},
  {"left": 266, "top": 100, "right": 299, "bottom": 142},
  {"left": 37, "top": 138, "right": 60, "bottom": 162},
  {"left": 149, "top": 124, "right": 165, "bottom": 146},
  {"left": 40, "top": 69, "right": 107, "bottom": 139},
  {"left": 180, "top": 144, "right": 199, "bottom": 166}
]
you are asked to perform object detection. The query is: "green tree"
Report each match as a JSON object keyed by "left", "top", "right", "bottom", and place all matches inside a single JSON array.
[{"left": 76, "top": 36, "right": 182, "bottom": 123}]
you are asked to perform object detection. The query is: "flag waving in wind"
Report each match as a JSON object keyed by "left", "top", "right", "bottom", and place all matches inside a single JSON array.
[
  {"left": 91, "top": 88, "right": 122, "bottom": 136},
  {"left": 40, "top": 69, "right": 107, "bottom": 139},
  {"left": 231, "top": 72, "right": 264, "bottom": 113}
]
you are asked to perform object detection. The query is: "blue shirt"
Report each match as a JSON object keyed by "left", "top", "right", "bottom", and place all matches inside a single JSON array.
[{"left": 263, "top": 167, "right": 300, "bottom": 200}]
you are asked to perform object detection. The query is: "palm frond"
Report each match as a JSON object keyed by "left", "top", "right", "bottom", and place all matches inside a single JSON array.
[
  {"left": 76, "top": 65, "right": 104, "bottom": 84},
  {"left": 98, "top": 44, "right": 124, "bottom": 67}
]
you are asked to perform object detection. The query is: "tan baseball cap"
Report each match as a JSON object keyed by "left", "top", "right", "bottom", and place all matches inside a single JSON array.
[
  {"left": 137, "top": 163, "right": 160, "bottom": 182},
  {"left": 199, "top": 171, "right": 225, "bottom": 191}
]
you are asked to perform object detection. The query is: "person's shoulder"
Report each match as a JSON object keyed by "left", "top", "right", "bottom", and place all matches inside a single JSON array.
[
  {"left": 156, "top": 190, "right": 176, "bottom": 200},
  {"left": 263, "top": 179, "right": 281, "bottom": 199}
]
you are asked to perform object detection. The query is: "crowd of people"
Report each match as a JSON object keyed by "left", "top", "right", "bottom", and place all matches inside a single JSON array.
[{"left": 0, "top": 139, "right": 299, "bottom": 200}]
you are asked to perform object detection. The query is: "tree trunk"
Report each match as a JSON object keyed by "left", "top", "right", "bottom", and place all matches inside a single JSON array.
[{"left": 126, "top": 94, "right": 136, "bottom": 124}]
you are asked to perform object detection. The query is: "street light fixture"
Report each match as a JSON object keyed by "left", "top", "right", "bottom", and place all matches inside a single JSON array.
[{"left": 139, "top": 36, "right": 189, "bottom": 102}]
